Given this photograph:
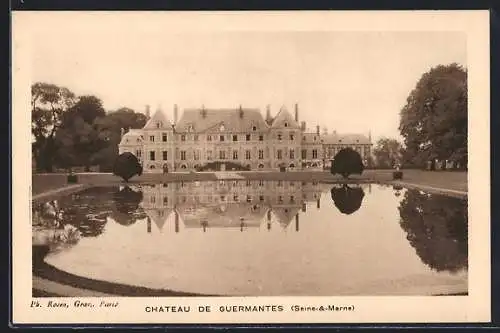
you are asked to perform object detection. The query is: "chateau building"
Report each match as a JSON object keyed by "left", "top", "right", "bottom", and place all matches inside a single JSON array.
[{"left": 118, "top": 104, "right": 373, "bottom": 172}]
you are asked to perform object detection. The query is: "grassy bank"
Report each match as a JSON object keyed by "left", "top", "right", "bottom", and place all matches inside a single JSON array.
[{"left": 32, "top": 169, "right": 467, "bottom": 197}]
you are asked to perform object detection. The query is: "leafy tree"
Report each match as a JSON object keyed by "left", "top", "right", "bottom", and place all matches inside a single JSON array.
[
  {"left": 54, "top": 95, "right": 107, "bottom": 171},
  {"left": 330, "top": 185, "right": 365, "bottom": 215},
  {"left": 399, "top": 63, "right": 467, "bottom": 169},
  {"left": 330, "top": 148, "right": 364, "bottom": 178},
  {"left": 373, "top": 137, "right": 403, "bottom": 168},
  {"left": 31, "top": 82, "right": 76, "bottom": 172},
  {"left": 113, "top": 152, "right": 143, "bottom": 182},
  {"left": 93, "top": 108, "right": 148, "bottom": 172},
  {"left": 398, "top": 189, "right": 468, "bottom": 272}
]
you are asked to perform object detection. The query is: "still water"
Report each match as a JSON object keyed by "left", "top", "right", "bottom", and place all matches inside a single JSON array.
[{"left": 32, "top": 181, "right": 468, "bottom": 296}]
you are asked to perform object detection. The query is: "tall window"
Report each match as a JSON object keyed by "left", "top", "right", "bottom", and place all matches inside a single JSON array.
[
  {"left": 245, "top": 150, "right": 251, "bottom": 160},
  {"left": 259, "top": 135, "right": 264, "bottom": 141},
  {"left": 150, "top": 135, "right": 155, "bottom": 142},
  {"left": 277, "top": 150, "right": 282, "bottom": 159},
  {"left": 136, "top": 150, "right": 142, "bottom": 158},
  {"left": 290, "top": 134, "right": 294, "bottom": 141},
  {"left": 301, "top": 149, "right": 307, "bottom": 159},
  {"left": 207, "top": 135, "right": 212, "bottom": 141},
  {"left": 220, "top": 135, "right": 225, "bottom": 142},
  {"left": 290, "top": 149, "right": 295, "bottom": 159},
  {"left": 277, "top": 134, "right": 282, "bottom": 141},
  {"left": 246, "top": 134, "right": 251, "bottom": 141},
  {"left": 194, "top": 150, "right": 200, "bottom": 160},
  {"left": 162, "top": 151, "right": 168, "bottom": 160},
  {"left": 180, "top": 151, "right": 186, "bottom": 160},
  {"left": 162, "top": 133, "right": 167, "bottom": 142},
  {"left": 194, "top": 135, "right": 199, "bottom": 142},
  {"left": 233, "top": 150, "right": 238, "bottom": 160},
  {"left": 233, "top": 135, "right": 238, "bottom": 142},
  {"left": 150, "top": 151, "right": 155, "bottom": 161},
  {"left": 207, "top": 150, "right": 212, "bottom": 160},
  {"left": 258, "top": 150, "right": 264, "bottom": 159},
  {"left": 312, "top": 149, "right": 318, "bottom": 159},
  {"left": 219, "top": 150, "right": 226, "bottom": 160},
  {"left": 181, "top": 134, "right": 186, "bottom": 142}
]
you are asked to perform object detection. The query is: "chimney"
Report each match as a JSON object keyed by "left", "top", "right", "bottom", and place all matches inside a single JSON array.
[
  {"left": 201, "top": 105, "right": 207, "bottom": 118},
  {"left": 174, "top": 104, "right": 178, "bottom": 124},
  {"left": 369, "top": 130, "right": 372, "bottom": 142},
  {"left": 316, "top": 125, "right": 320, "bottom": 135},
  {"left": 239, "top": 104, "right": 244, "bottom": 118},
  {"left": 266, "top": 105, "right": 271, "bottom": 121},
  {"left": 145, "top": 105, "right": 151, "bottom": 119},
  {"left": 301, "top": 121, "right": 306, "bottom": 131},
  {"left": 295, "top": 103, "right": 299, "bottom": 122}
]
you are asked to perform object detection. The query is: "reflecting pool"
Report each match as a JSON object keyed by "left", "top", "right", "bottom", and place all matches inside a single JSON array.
[{"left": 32, "top": 181, "right": 468, "bottom": 296}]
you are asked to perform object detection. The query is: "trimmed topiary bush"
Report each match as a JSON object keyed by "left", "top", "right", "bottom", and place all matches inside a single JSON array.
[
  {"left": 330, "top": 148, "right": 364, "bottom": 179},
  {"left": 113, "top": 152, "right": 143, "bottom": 182}
]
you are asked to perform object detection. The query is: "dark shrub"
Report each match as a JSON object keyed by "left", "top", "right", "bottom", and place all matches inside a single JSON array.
[
  {"left": 393, "top": 171, "right": 403, "bottom": 180},
  {"left": 330, "top": 148, "right": 364, "bottom": 179},
  {"left": 113, "top": 152, "right": 143, "bottom": 182},
  {"left": 67, "top": 174, "right": 78, "bottom": 184}
]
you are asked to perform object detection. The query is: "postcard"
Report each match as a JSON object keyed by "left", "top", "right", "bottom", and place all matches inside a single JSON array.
[{"left": 12, "top": 10, "right": 490, "bottom": 325}]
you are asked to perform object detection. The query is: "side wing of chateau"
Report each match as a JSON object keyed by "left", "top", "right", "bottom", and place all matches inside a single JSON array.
[{"left": 118, "top": 104, "right": 372, "bottom": 173}]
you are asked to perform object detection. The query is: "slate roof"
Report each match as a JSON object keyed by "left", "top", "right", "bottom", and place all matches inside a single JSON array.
[
  {"left": 144, "top": 107, "right": 172, "bottom": 130},
  {"left": 321, "top": 133, "right": 372, "bottom": 145},
  {"left": 270, "top": 106, "right": 300, "bottom": 128},
  {"left": 302, "top": 132, "right": 322, "bottom": 144},
  {"left": 176, "top": 108, "right": 268, "bottom": 133},
  {"left": 119, "top": 129, "right": 143, "bottom": 145}
]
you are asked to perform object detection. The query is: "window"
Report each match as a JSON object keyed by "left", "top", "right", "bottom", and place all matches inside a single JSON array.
[
  {"left": 258, "top": 150, "right": 264, "bottom": 159},
  {"left": 163, "top": 196, "right": 168, "bottom": 204},
  {"left": 290, "top": 196, "right": 295, "bottom": 203},
  {"left": 233, "top": 135, "right": 238, "bottom": 142},
  {"left": 246, "top": 134, "right": 251, "bottom": 141},
  {"left": 277, "top": 150, "right": 283, "bottom": 159},
  {"left": 234, "top": 194, "right": 239, "bottom": 202},
  {"left": 252, "top": 126, "right": 257, "bottom": 131},
  {"left": 180, "top": 151, "right": 186, "bottom": 160},
  {"left": 279, "top": 195, "right": 283, "bottom": 203},
  {"left": 156, "top": 122, "right": 161, "bottom": 129},
  {"left": 246, "top": 180, "right": 251, "bottom": 187},
  {"left": 290, "top": 134, "right": 294, "bottom": 141},
  {"left": 181, "top": 134, "right": 186, "bottom": 142},
  {"left": 219, "top": 150, "right": 226, "bottom": 160},
  {"left": 220, "top": 135, "right": 225, "bottom": 142},
  {"left": 277, "top": 134, "right": 282, "bottom": 141},
  {"left": 247, "top": 195, "right": 252, "bottom": 203},
  {"left": 194, "top": 135, "right": 199, "bottom": 142},
  {"left": 194, "top": 150, "right": 200, "bottom": 160},
  {"left": 259, "top": 180, "right": 264, "bottom": 187},
  {"left": 207, "top": 135, "right": 212, "bottom": 141},
  {"left": 207, "top": 150, "right": 212, "bottom": 160},
  {"left": 259, "top": 195, "right": 264, "bottom": 202},
  {"left": 233, "top": 150, "right": 238, "bottom": 160},
  {"left": 136, "top": 150, "right": 142, "bottom": 158},
  {"left": 245, "top": 150, "right": 251, "bottom": 160},
  {"left": 301, "top": 149, "right": 307, "bottom": 159},
  {"left": 162, "top": 151, "right": 168, "bottom": 160},
  {"left": 150, "top": 151, "right": 155, "bottom": 161},
  {"left": 284, "top": 122, "right": 288, "bottom": 128},
  {"left": 162, "top": 133, "right": 167, "bottom": 142},
  {"left": 278, "top": 180, "right": 283, "bottom": 187},
  {"left": 312, "top": 149, "right": 318, "bottom": 159},
  {"left": 290, "top": 149, "right": 295, "bottom": 159},
  {"left": 259, "top": 135, "right": 264, "bottom": 141},
  {"left": 313, "top": 136, "right": 317, "bottom": 141},
  {"left": 150, "top": 135, "right": 155, "bottom": 142}
]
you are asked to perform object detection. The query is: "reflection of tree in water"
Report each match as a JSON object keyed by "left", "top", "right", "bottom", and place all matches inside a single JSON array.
[
  {"left": 398, "top": 189, "right": 468, "bottom": 273},
  {"left": 330, "top": 185, "right": 365, "bottom": 215},
  {"left": 111, "top": 186, "right": 147, "bottom": 226},
  {"left": 33, "top": 187, "right": 114, "bottom": 238}
]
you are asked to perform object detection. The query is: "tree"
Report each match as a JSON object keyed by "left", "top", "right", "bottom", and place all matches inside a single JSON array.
[
  {"left": 399, "top": 63, "right": 467, "bottom": 169},
  {"left": 373, "top": 137, "right": 403, "bottom": 168},
  {"left": 330, "top": 185, "right": 365, "bottom": 215},
  {"left": 93, "top": 108, "right": 148, "bottom": 172},
  {"left": 31, "top": 83, "right": 76, "bottom": 172},
  {"left": 113, "top": 152, "right": 143, "bottom": 182},
  {"left": 330, "top": 148, "right": 364, "bottom": 179},
  {"left": 54, "top": 95, "right": 107, "bottom": 171},
  {"left": 398, "top": 189, "right": 468, "bottom": 272}
]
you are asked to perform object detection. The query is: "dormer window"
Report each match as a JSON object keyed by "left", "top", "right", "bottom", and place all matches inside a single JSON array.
[
  {"left": 284, "top": 122, "right": 288, "bottom": 128},
  {"left": 156, "top": 122, "right": 161, "bottom": 128},
  {"left": 181, "top": 134, "right": 186, "bottom": 142},
  {"left": 220, "top": 124, "right": 225, "bottom": 131},
  {"left": 252, "top": 126, "right": 257, "bottom": 131}
]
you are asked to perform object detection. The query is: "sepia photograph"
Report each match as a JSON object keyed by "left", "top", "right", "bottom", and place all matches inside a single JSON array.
[{"left": 12, "top": 10, "right": 490, "bottom": 324}]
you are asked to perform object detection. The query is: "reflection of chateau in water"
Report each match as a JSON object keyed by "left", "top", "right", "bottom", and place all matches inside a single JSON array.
[{"left": 136, "top": 181, "right": 327, "bottom": 232}]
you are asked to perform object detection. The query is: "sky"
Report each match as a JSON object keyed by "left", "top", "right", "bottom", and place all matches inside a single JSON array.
[{"left": 30, "top": 14, "right": 466, "bottom": 142}]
